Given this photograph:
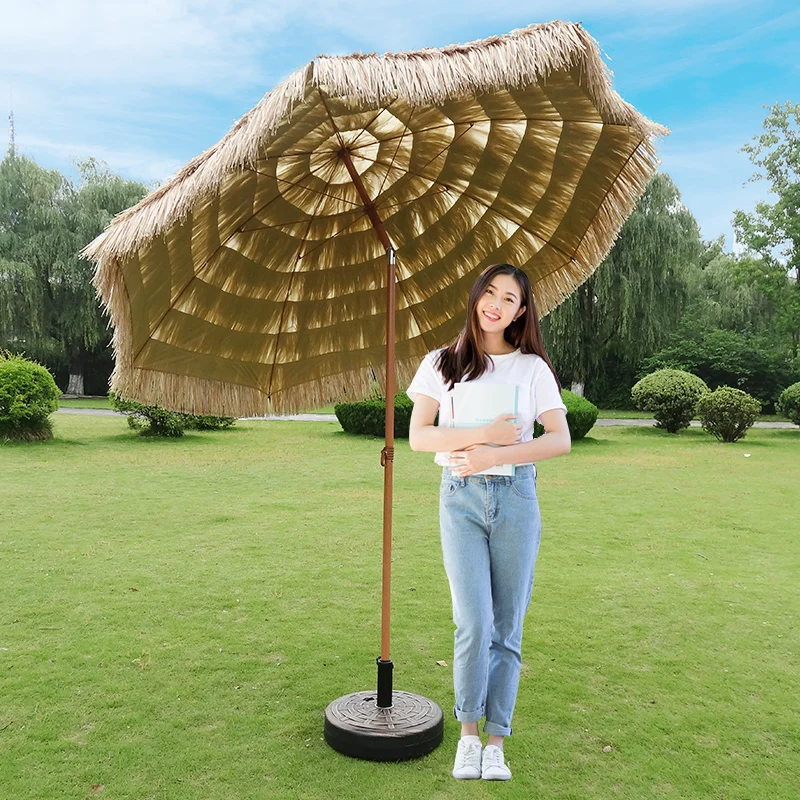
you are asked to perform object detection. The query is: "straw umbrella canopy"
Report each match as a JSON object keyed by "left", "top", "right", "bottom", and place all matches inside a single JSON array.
[
  {"left": 83, "top": 20, "right": 665, "bottom": 760},
  {"left": 84, "top": 20, "right": 664, "bottom": 418}
]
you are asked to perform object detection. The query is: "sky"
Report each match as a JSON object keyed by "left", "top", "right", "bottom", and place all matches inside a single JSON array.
[{"left": 1, "top": 0, "right": 798, "bottom": 251}]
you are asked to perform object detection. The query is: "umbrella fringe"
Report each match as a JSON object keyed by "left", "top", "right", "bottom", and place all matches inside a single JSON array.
[
  {"left": 105, "top": 358, "right": 425, "bottom": 418},
  {"left": 532, "top": 137, "right": 660, "bottom": 316}
]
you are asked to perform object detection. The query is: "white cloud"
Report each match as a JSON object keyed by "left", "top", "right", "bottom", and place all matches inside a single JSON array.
[
  {"left": 0, "top": 0, "right": 786, "bottom": 250},
  {"left": 22, "top": 133, "right": 183, "bottom": 185},
  {"left": 0, "top": 0, "right": 744, "bottom": 93}
]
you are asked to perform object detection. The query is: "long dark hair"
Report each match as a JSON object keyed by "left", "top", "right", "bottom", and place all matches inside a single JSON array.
[{"left": 435, "top": 264, "right": 561, "bottom": 391}]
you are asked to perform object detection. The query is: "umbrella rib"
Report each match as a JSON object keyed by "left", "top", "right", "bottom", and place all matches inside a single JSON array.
[
  {"left": 249, "top": 167, "right": 363, "bottom": 209},
  {"left": 346, "top": 99, "right": 399, "bottom": 152},
  {"left": 265, "top": 143, "right": 342, "bottom": 401},
  {"left": 317, "top": 87, "right": 347, "bottom": 152},
  {"left": 377, "top": 105, "right": 415, "bottom": 199},
  {"left": 286, "top": 209, "right": 372, "bottom": 264},
  {"left": 129, "top": 155, "right": 349, "bottom": 368},
  {"left": 237, "top": 214, "right": 353, "bottom": 234}
]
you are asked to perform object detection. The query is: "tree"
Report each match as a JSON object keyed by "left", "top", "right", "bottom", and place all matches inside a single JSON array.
[
  {"left": 0, "top": 152, "right": 148, "bottom": 394},
  {"left": 679, "top": 251, "right": 778, "bottom": 342},
  {"left": 541, "top": 172, "right": 702, "bottom": 404},
  {"left": 733, "top": 102, "right": 800, "bottom": 357}
]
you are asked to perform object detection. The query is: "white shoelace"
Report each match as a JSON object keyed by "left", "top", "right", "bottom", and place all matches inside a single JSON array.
[
  {"left": 455, "top": 740, "right": 481, "bottom": 769},
  {"left": 483, "top": 746, "right": 505, "bottom": 769}
]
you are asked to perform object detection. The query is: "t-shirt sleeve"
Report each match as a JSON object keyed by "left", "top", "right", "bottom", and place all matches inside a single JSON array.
[
  {"left": 406, "top": 352, "right": 446, "bottom": 405},
  {"left": 534, "top": 362, "right": 567, "bottom": 422}
]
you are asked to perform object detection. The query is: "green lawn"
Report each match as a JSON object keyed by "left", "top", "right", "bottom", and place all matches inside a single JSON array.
[
  {"left": 59, "top": 397, "right": 115, "bottom": 410},
  {"left": 597, "top": 408, "right": 787, "bottom": 423},
  {"left": 2, "top": 416, "right": 798, "bottom": 799}
]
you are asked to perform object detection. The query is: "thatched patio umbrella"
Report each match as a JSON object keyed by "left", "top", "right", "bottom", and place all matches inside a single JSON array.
[{"left": 83, "top": 20, "right": 665, "bottom": 760}]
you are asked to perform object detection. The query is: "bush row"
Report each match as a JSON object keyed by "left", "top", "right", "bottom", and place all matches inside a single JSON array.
[
  {"left": 630, "top": 368, "right": 800, "bottom": 442},
  {"left": 5, "top": 354, "right": 800, "bottom": 446},
  {"left": 335, "top": 389, "right": 599, "bottom": 441}
]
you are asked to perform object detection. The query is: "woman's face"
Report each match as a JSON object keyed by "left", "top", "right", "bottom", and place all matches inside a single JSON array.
[{"left": 475, "top": 272, "right": 526, "bottom": 333}]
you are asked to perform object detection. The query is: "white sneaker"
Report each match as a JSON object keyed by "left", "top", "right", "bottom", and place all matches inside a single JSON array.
[
  {"left": 481, "top": 744, "right": 511, "bottom": 780},
  {"left": 452, "top": 736, "right": 482, "bottom": 779}
]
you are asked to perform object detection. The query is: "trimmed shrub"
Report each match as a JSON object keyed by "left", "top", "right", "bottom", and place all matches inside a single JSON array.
[
  {"left": 777, "top": 381, "right": 800, "bottom": 427},
  {"left": 184, "top": 414, "right": 237, "bottom": 431},
  {"left": 0, "top": 352, "right": 60, "bottom": 442},
  {"left": 697, "top": 386, "right": 760, "bottom": 443},
  {"left": 110, "top": 395, "right": 237, "bottom": 436},
  {"left": 335, "top": 394, "right": 414, "bottom": 438},
  {"left": 631, "top": 369, "right": 709, "bottom": 433},
  {"left": 110, "top": 394, "right": 188, "bottom": 437},
  {"left": 534, "top": 390, "right": 598, "bottom": 441}
]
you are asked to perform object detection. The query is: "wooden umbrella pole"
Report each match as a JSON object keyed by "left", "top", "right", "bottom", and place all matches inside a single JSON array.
[{"left": 338, "top": 148, "right": 395, "bottom": 706}]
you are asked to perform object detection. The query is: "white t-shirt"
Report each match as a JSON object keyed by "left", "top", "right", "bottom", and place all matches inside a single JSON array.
[{"left": 406, "top": 347, "right": 567, "bottom": 467}]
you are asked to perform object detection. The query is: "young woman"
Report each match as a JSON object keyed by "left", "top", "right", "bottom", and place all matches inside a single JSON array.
[{"left": 406, "top": 263, "right": 571, "bottom": 781}]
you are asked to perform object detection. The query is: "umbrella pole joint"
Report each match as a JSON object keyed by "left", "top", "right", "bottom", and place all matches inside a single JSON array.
[{"left": 376, "top": 657, "right": 393, "bottom": 707}]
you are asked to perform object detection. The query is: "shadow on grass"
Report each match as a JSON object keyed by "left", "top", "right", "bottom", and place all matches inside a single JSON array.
[
  {"left": 571, "top": 435, "right": 614, "bottom": 448},
  {"left": 1, "top": 435, "right": 88, "bottom": 449},
  {"left": 93, "top": 430, "right": 243, "bottom": 447},
  {"left": 615, "top": 425, "right": 706, "bottom": 440}
]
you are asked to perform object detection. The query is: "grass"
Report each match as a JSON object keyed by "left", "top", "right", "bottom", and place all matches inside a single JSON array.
[
  {"left": 59, "top": 397, "right": 114, "bottom": 410},
  {"left": 2, "top": 416, "right": 798, "bottom": 799},
  {"left": 597, "top": 409, "right": 787, "bottom": 423}
]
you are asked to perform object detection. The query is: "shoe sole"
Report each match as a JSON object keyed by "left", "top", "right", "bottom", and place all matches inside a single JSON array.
[{"left": 452, "top": 770, "right": 481, "bottom": 780}]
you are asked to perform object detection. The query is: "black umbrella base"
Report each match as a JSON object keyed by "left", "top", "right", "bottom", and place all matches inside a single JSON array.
[{"left": 324, "top": 690, "right": 444, "bottom": 761}]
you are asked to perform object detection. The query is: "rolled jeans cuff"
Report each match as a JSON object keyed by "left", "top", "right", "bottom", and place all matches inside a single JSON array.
[
  {"left": 453, "top": 705, "right": 484, "bottom": 724},
  {"left": 483, "top": 720, "right": 512, "bottom": 737}
]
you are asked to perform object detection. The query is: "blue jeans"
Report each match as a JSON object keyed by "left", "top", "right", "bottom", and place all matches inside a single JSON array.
[{"left": 439, "top": 463, "right": 541, "bottom": 737}]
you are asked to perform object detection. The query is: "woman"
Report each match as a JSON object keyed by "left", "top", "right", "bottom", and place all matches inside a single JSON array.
[{"left": 406, "top": 263, "right": 571, "bottom": 781}]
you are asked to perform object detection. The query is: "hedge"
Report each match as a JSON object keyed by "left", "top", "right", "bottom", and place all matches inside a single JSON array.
[{"left": 336, "top": 389, "right": 596, "bottom": 441}]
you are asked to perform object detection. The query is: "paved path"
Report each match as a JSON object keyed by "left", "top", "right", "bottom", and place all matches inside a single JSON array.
[{"left": 55, "top": 407, "right": 796, "bottom": 428}]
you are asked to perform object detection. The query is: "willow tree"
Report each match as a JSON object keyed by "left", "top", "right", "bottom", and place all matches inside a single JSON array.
[
  {"left": 541, "top": 172, "right": 702, "bottom": 402},
  {"left": 0, "top": 153, "right": 147, "bottom": 394},
  {"left": 680, "top": 250, "right": 778, "bottom": 340}
]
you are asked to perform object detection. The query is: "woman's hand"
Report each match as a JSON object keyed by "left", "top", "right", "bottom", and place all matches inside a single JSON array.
[
  {"left": 447, "top": 444, "right": 499, "bottom": 477},
  {"left": 483, "top": 414, "right": 522, "bottom": 446}
]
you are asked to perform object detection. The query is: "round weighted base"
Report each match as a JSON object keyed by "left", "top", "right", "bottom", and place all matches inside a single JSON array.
[{"left": 324, "top": 690, "right": 444, "bottom": 761}]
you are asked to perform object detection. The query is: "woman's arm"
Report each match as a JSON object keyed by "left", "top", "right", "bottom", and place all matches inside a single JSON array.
[
  {"left": 408, "top": 394, "right": 522, "bottom": 453},
  {"left": 490, "top": 408, "right": 571, "bottom": 464},
  {"left": 446, "top": 408, "right": 570, "bottom": 477}
]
